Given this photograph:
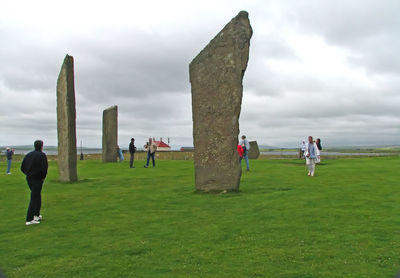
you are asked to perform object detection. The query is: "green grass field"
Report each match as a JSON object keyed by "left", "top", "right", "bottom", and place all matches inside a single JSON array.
[{"left": 1, "top": 157, "right": 399, "bottom": 277}]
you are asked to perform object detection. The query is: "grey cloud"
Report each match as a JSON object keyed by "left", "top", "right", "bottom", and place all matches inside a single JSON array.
[
  {"left": 1, "top": 1, "right": 400, "bottom": 148},
  {"left": 289, "top": 0, "right": 400, "bottom": 75},
  {"left": 292, "top": 0, "right": 400, "bottom": 43},
  {"left": 346, "top": 35, "right": 400, "bottom": 75}
]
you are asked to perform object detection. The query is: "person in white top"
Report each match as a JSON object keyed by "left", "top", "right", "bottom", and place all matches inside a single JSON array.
[
  {"left": 300, "top": 140, "right": 306, "bottom": 159},
  {"left": 304, "top": 136, "right": 320, "bottom": 176},
  {"left": 239, "top": 135, "right": 250, "bottom": 171}
]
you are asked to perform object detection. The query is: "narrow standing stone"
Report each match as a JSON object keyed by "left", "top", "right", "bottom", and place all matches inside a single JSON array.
[
  {"left": 189, "top": 11, "right": 252, "bottom": 191},
  {"left": 102, "top": 105, "right": 118, "bottom": 162},
  {"left": 57, "top": 54, "right": 78, "bottom": 182}
]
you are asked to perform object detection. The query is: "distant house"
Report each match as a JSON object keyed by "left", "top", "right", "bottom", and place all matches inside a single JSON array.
[
  {"left": 153, "top": 138, "right": 171, "bottom": 151},
  {"left": 180, "top": 147, "right": 194, "bottom": 152}
]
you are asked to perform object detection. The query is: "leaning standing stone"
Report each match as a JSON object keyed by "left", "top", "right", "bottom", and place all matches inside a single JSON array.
[
  {"left": 102, "top": 105, "right": 118, "bottom": 162},
  {"left": 56, "top": 54, "right": 78, "bottom": 182},
  {"left": 189, "top": 11, "right": 252, "bottom": 191}
]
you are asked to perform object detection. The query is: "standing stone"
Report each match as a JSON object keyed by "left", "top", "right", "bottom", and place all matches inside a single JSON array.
[
  {"left": 190, "top": 11, "right": 252, "bottom": 191},
  {"left": 248, "top": 141, "right": 260, "bottom": 159},
  {"left": 102, "top": 105, "right": 118, "bottom": 162},
  {"left": 57, "top": 54, "right": 78, "bottom": 182}
]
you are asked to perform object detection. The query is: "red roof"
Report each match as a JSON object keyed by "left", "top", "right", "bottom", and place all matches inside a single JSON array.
[{"left": 154, "top": 141, "right": 170, "bottom": 148}]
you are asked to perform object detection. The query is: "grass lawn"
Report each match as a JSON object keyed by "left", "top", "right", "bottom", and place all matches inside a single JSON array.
[{"left": 0, "top": 157, "right": 399, "bottom": 277}]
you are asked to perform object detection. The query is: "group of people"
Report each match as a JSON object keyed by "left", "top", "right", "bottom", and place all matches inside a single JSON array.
[
  {"left": 13, "top": 136, "right": 159, "bottom": 226},
  {"left": 236, "top": 135, "right": 323, "bottom": 177},
  {"left": 301, "top": 136, "right": 322, "bottom": 177},
  {"left": 8, "top": 135, "right": 324, "bottom": 226},
  {"left": 124, "top": 137, "right": 158, "bottom": 168}
]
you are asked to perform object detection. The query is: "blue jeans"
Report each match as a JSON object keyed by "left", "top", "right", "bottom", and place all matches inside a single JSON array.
[
  {"left": 118, "top": 151, "right": 124, "bottom": 162},
  {"left": 240, "top": 151, "right": 250, "bottom": 170},
  {"left": 146, "top": 152, "right": 155, "bottom": 167},
  {"left": 6, "top": 159, "right": 11, "bottom": 173}
]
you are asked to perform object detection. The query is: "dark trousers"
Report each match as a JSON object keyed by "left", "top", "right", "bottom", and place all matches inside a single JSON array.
[
  {"left": 146, "top": 152, "right": 155, "bottom": 167},
  {"left": 26, "top": 179, "right": 43, "bottom": 221},
  {"left": 129, "top": 153, "right": 135, "bottom": 168}
]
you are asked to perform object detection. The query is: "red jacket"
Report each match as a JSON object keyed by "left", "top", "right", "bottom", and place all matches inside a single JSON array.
[{"left": 237, "top": 145, "right": 244, "bottom": 158}]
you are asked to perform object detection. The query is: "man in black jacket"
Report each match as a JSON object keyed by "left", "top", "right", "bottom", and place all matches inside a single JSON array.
[
  {"left": 5, "top": 147, "right": 14, "bottom": 174},
  {"left": 21, "top": 140, "right": 48, "bottom": 226},
  {"left": 129, "top": 138, "right": 136, "bottom": 168}
]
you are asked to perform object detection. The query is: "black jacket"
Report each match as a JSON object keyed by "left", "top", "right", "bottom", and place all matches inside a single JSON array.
[
  {"left": 6, "top": 150, "right": 14, "bottom": 160},
  {"left": 129, "top": 142, "right": 136, "bottom": 154},
  {"left": 21, "top": 150, "right": 48, "bottom": 180}
]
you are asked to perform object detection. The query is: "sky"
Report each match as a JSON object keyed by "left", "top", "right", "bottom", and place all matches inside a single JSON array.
[{"left": 0, "top": 0, "right": 399, "bottom": 148}]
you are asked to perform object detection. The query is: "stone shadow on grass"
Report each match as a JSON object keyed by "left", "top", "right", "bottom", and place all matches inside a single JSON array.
[{"left": 48, "top": 178, "right": 100, "bottom": 184}]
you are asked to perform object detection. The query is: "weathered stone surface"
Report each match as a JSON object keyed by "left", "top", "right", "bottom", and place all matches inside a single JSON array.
[
  {"left": 57, "top": 54, "right": 78, "bottom": 182},
  {"left": 102, "top": 105, "right": 118, "bottom": 162},
  {"left": 189, "top": 11, "right": 252, "bottom": 191},
  {"left": 248, "top": 141, "right": 260, "bottom": 159}
]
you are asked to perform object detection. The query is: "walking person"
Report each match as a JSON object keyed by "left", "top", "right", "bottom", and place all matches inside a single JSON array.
[
  {"left": 239, "top": 135, "right": 250, "bottom": 171},
  {"left": 20, "top": 140, "right": 48, "bottom": 226},
  {"left": 5, "top": 147, "right": 14, "bottom": 174},
  {"left": 304, "top": 136, "right": 318, "bottom": 177},
  {"left": 117, "top": 145, "right": 124, "bottom": 162},
  {"left": 129, "top": 138, "right": 136, "bottom": 168},
  {"left": 144, "top": 138, "right": 157, "bottom": 168},
  {"left": 315, "top": 138, "right": 322, "bottom": 163}
]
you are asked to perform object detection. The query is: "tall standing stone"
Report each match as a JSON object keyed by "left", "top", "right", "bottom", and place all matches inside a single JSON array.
[
  {"left": 189, "top": 11, "right": 252, "bottom": 191},
  {"left": 248, "top": 141, "right": 260, "bottom": 159},
  {"left": 57, "top": 54, "right": 78, "bottom": 182},
  {"left": 102, "top": 105, "right": 118, "bottom": 162}
]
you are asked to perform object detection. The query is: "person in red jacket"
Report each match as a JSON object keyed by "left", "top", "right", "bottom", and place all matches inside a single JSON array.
[{"left": 237, "top": 144, "right": 244, "bottom": 158}]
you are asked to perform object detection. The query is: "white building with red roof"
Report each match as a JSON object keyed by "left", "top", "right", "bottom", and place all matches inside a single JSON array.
[{"left": 153, "top": 138, "right": 171, "bottom": 151}]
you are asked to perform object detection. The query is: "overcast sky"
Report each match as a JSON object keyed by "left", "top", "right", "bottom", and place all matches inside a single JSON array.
[{"left": 1, "top": 0, "right": 399, "bottom": 148}]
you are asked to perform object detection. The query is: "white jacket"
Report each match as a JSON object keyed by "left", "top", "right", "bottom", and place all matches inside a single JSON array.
[
  {"left": 304, "top": 142, "right": 320, "bottom": 158},
  {"left": 239, "top": 139, "right": 250, "bottom": 151}
]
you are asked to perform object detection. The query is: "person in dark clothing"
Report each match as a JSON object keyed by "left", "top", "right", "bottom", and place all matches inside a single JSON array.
[
  {"left": 20, "top": 140, "right": 48, "bottom": 226},
  {"left": 316, "top": 138, "right": 322, "bottom": 151},
  {"left": 5, "top": 147, "right": 14, "bottom": 174},
  {"left": 129, "top": 138, "right": 136, "bottom": 168},
  {"left": 315, "top": 138, "right": 322, "bottom": 164}
]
